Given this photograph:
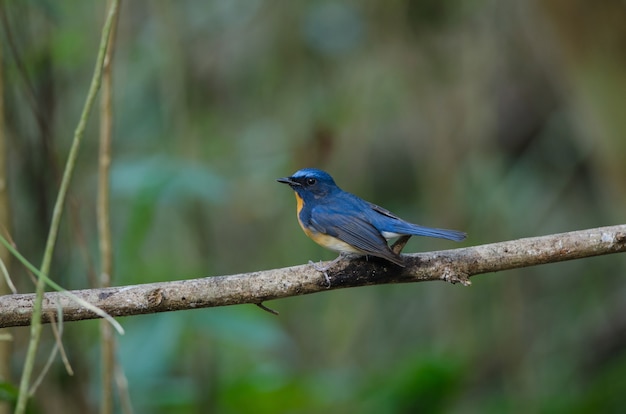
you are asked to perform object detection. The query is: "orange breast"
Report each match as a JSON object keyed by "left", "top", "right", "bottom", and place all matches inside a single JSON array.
[
  {"left": 295, "top": 192, "right": 304, "bottom": 217},
  {"left": 307, "top": 232, "right": 363, "bottom": 254},
  {"left": 293, "top": 192, "right": 361, "bottom": 254},
  {"left": 294, "top": 192, "right": 312, "bottom": 236}
]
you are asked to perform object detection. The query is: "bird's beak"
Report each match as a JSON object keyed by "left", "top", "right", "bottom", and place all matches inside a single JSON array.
[{"left": 277, "top": 177, "right": 300, "bottom": 186}]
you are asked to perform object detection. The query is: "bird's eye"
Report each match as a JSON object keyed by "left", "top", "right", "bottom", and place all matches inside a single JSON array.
[{"left": 306, "top": 178, "right": 317, "bottom": 186}]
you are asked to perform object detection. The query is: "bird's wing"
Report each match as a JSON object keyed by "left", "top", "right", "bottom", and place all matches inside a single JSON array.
[
  {"left": 368, "top": 202, "right": 402, "bottom": 220},
  {"left": 308, "top": 204, "right": 404, "bottom": 265}
]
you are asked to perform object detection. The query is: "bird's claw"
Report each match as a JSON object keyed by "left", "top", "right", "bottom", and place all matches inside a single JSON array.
[{"left": 308, "top": 260, "right": 332, "bottom": 288}]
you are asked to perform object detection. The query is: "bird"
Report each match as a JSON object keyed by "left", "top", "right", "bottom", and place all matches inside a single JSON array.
[{"left": 277, "top": 168, "right": 466, "bottom": 270}]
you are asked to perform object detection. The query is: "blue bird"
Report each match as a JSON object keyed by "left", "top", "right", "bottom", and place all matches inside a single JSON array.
[{"left": 277, "top": 168, "right": 466, "bottom": 267}]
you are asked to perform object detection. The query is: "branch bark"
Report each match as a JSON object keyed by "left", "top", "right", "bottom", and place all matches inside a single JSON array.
[{"left": 2, "top": 225, "right": 625, "bottom": 328}]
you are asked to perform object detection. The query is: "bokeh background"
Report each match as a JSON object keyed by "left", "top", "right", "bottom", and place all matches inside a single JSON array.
[{"left": 2, "top": 0, "right": 626, "bottom": 413}]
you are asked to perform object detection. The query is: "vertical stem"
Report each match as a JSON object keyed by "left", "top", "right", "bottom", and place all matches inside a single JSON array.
[
  {"left": 98, "top": 1, "right": 120, "bottom": 413},
  {"left": 14, "top": 2, "right": 121, "bottom": 413},
  {"left": 0, "top": 27, "right": 12, "bottom": 414}
]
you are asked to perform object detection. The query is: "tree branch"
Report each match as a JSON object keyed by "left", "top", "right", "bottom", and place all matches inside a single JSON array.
[{"left": 2, "top": 225, "right": 625, "bottom": 328}]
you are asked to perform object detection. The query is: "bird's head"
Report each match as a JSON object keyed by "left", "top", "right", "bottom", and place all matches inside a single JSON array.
[{"left": 277, "top": 168, "right": 340, "bottom": 200}]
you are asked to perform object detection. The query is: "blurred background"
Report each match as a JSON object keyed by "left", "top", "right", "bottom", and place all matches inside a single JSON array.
[{"left": 2, "top": 0, "right": 626, "bottom": 413}]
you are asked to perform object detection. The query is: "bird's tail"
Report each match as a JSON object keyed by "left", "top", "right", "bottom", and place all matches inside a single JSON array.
[
  {"left": 385, "top": 222, "right": 467, "bottom": 241},
  {"left": 413, "top": 226, "right": 466, "bottom": 241}
]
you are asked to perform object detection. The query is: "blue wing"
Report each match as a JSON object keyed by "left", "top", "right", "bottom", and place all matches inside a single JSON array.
[{"left": 308, "top": 204, "right": 405, "bottom": 266}]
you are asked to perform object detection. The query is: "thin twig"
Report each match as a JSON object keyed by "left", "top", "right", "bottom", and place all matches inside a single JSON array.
[
  {"left": 256, "top": 302, "right": 280, "bottom": 316},
  {"left": 29, "top": 313, "right": 59, "bottom": 396},
  {"left": 14, "top": 2, "right": 122, "bottom": 413},
  {"left": 115, "top": 364, "right": 134, "bottom": 414},
  {"left": 51, "top": 301, "right": 74, "bottom": 375},
  {"left": 1, "top": 225, "right": 625, "bottom": 328},
  {"left": 0, "top": 257, "right": 16, "bottom": 295},
  {"left": 30, "top": 304, "right": 73, "bottom": 397},
  {"left": 0, "top": 18, "right": 12, "bottom": 414},
  {"left": 98, "top": 1, "right": 121, "bottom": 414}
]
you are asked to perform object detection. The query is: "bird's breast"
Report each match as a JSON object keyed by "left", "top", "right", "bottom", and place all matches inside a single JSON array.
[
  {"left": 293, "top": 191, "right": 361, "bottom": 254},
  {"left": 307, "top": 231, "right": 363, "bottom": 254},
  {"left": 295, "top": 191, "right": 305, "bottom": 216},
  {"left": 294, "top": 192, "right": 312, "bottom": 235}
]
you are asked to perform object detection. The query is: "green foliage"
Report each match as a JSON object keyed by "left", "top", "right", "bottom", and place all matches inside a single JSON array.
[
  {"left": 0, "top": 381, "right": 18, "bottom": 404},
  {"left": 359, "top": 355, "right": 464, "bottom": 414}
]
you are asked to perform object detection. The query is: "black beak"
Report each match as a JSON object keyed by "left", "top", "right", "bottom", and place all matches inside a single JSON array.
[{"left": 277, "top": 177, "right": 300, "bottom": 186}]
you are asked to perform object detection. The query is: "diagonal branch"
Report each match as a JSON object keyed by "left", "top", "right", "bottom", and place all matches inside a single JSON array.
[{"left": 1, "top": 224, "right": 625, "bottom": 328}]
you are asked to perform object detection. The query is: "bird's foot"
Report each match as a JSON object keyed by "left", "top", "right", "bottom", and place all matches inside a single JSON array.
[
  {"left": 309, "top": 260, "right": 332, "bottom": 287},
  {"left": 308, "top": 254, "right": 347, "bottom": 288}
]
